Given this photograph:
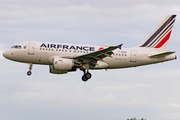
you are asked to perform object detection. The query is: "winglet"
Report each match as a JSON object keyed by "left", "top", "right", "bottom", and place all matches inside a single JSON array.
[{"left": 118, "top": 44, "right": 123, "bottom": 49}]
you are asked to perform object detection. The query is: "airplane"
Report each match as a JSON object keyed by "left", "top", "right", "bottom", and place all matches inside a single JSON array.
[{"left": 3, "top": 15, "right": 177, "bottom": 82}]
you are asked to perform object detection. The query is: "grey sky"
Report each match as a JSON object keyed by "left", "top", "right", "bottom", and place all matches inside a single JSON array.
[{"left": 0, "top": 0, "right": 180, "bottom": 120}]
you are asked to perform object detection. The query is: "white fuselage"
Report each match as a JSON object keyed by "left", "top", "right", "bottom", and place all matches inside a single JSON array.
[
  {"left": 3, "top": 41, "right": 176, "bottom": 69},
  {"left": 2, "top": 15, "right": 177, "bottom": 81}
]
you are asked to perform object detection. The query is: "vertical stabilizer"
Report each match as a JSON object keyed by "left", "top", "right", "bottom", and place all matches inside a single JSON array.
[{"left": 137, "top": 15, "right": 176, "bottom": 52}]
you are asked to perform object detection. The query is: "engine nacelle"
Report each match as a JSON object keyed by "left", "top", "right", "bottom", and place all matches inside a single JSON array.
[
  {"left": 53, "top": 58, "right": 74, "bottom": 71},
  {"left": 49, "top": 65, "right": 68, "bottom": 74}
]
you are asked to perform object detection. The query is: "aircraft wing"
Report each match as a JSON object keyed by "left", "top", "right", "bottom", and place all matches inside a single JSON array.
[{"left": 72, "top": 44, "right": 123, "bottom": 65}]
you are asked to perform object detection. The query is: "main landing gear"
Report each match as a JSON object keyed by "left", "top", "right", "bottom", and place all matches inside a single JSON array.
[
  {"left": 81, "top": 69, "right": 92, "bottom": 82},
  {"left": 27, "top": 63, "right": 33, "bottom": 76}
]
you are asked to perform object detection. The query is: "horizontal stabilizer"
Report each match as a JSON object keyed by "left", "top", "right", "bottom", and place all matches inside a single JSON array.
[{"left": 148, "top": 52, "right": 175, "bottom": 58}]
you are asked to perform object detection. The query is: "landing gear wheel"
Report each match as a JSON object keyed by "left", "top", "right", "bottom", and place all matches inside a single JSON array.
[
  {"left": 82, "top": 73, "right": 92, "bottom": 82},
  {"left": 82, "top": 75, "right": 88, "bottom": 82},
  {"left": 27, "top": 71, "right": 32, "bottom": 76},
  {"left": 80, "top": 65, "right": 92, "bottom": 82},
  {"left": 85, "top": 72, "right": 92, "bottom": 79}
]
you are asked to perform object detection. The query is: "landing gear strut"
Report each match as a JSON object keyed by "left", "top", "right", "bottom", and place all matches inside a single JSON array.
[{"left": 27, "top": 63, "right": 33, "bottom": 76}]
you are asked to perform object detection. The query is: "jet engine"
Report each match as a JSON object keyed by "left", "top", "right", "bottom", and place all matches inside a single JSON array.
[
  {"left": 49, "top": 58, "right": 77, "bottom": 74},
  {"left": 53, "top": 58, "right": 74, "bottom": 71}
]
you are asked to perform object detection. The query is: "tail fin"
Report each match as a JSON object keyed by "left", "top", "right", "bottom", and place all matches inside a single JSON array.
[{"left": 137, "top": 15, "right": 176, "bottom": 51}]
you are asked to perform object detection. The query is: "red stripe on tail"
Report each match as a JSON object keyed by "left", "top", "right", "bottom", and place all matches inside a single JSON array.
[{"left": 154, "top": 31, "right": 172, "bottom": 48}]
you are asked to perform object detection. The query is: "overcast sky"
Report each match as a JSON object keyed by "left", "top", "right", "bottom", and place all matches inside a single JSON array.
[{"left": 1, "top": 0, "right": 180, "bottom": 120}]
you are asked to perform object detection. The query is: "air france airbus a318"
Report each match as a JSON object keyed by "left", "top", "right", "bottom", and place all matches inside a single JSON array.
[{"left": 3, "top": 15, "right": 177, "bottom": 81}]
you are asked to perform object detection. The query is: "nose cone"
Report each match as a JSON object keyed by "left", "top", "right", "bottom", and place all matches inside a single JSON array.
[{"left": 3, "top": 50, "right": 10, "bottom": 59}]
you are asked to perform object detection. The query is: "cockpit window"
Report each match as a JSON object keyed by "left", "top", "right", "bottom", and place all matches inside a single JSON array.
[{"left": 11, "top": 45, "right": 21, "bottom": 49}]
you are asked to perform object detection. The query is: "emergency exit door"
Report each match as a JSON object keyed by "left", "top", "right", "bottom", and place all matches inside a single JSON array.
[{"left": 130, "top": 50, "right": 137, "bottom": 62}]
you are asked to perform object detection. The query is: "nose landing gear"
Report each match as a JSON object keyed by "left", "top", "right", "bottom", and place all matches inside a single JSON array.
[{"left": 27, "top": 63, "right": 33, "bottom": 76}]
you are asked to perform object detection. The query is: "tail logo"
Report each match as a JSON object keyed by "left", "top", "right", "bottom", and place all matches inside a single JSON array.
[{"left": 140, "top": 15, "right": 176, "bottom": 48}]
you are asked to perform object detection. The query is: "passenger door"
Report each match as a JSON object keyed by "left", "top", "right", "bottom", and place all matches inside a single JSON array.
[{"left": 28, "top": 43, "right": 35, "bottom": 55}]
